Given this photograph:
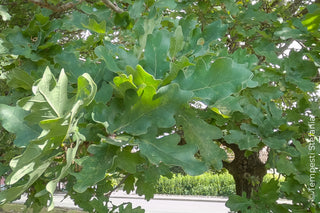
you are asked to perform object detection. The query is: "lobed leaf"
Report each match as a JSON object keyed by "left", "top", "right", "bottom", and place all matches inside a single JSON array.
[
  {"left": 180, "top": 57, "right": 258, "bottom": 104},
  {"left": 137, "top": 134, "right": 207, "bottom": 176}
]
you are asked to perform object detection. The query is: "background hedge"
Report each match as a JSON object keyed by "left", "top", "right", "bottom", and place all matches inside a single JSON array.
[{"left": 155, "top": 171, "right": 284, "bottom": 197}]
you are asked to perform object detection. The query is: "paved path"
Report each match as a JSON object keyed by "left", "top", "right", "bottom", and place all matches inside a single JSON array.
[
  {"left": 111, "top": 192, "right": 230, "bottom": 213},
  {"left": 15, "top": 192, "right": 231, "bottom": 213}
]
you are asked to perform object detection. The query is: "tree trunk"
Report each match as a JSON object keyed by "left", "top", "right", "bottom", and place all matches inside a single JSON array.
[{"left": 223, "top": 144, "right": 267, "bottom": 199}]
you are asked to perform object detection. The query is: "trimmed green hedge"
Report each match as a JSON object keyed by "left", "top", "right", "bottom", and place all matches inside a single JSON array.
[
  {"left": 155, "top": 172, "right": 284, "bottom": 197},
  {"left": 156, "top": 172, "right": 235, "bottom": 196}
]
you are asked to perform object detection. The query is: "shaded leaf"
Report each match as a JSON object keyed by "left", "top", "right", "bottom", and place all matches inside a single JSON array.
[
  {"left": 176, "top": 110, "right": 226, "bottom": 169},
  {"left": 0, "top": 104, "right": 40, "bottom": 147},
  {"left": 72, "top": 144, "right": 117, "bottom": 193},
  {"left": 226, "top": 194, "right": 253, "bottom": 212},
  {"left": 203, "top": 20, "right": 228, "bottom": 45},
  {"left": 7, "top": 69, "right": 34, "bottom": 90},
  {"left": 162, "top": 56, "right": 194, "bottom": 86},
  {"left": 115, "top": 146, "right": 145, "bottom": 173},
  {"left": 143, "top": 30, "right": 170, "bottom": 78},
  {"left": 95, "top": 81, "right": 113, "bottom": 104},
  {"left": 169, "top": 26, "right": 185, "bottom": 59},
  {"left": 95, "top": 46, "right": 121, "bottom": 72},
  {"left": 137, "top": 134, "right": 207, "bottom": 176},
  {"left": 224, "top": 130, "right": 260, "bottom": 150}
]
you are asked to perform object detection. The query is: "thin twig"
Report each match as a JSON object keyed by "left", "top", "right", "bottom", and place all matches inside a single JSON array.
[
  {"left": 101, "top": 0, "right": 124, "bottom": 13},
  {"left": 105, "top": 174, "right": 130, "bottom": 197}
]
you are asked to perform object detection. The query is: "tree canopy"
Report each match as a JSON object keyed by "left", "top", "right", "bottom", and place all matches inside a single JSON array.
[{"left": 0, "top": 0, "right": 319, "bottom": 212}]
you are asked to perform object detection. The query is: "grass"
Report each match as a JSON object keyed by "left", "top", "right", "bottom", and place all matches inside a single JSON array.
[{"left": 0, "top": 204, "right": 85, "bottom": 213}]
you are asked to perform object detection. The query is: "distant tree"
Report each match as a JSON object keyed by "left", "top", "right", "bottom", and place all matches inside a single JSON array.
[{"left": 0, "top": 0, "right": 319, "bottom": 212}]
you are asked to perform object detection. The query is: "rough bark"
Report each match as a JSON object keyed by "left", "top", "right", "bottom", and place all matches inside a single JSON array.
[{"left": 223, "top": 143, "right": 267, "bottom": 199}]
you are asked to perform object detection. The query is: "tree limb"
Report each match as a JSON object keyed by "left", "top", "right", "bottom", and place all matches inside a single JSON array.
[
  {"left": 287, "top": 0, "right": 303, "bottom": 15},
  {"left": 105, "top": 174, "right": 130, "bottom": 197},
  {"left": 28, "top": 0, "right": 84, "bottom": 12},
  {"left": 101, "top": 0, "right": 124, "bottom": 13}
]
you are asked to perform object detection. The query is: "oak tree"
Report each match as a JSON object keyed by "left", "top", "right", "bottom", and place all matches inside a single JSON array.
[{"left": 0, "top": 0, "right": 319, "bottom": 212}]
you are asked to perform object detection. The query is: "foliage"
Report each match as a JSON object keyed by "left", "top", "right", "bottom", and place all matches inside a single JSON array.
[{"left": 0, "top": 0, "right": 319, "bottom": 212}]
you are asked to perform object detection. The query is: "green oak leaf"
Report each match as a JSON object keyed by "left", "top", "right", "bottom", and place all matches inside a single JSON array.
[
  {"left": 169, "top": 26, "right": 185, "bottom": 59},
  {"left": 0, "top": 157, "right": 53, "bottom": 205},
  {"left": 143, "top": 30, "right": 170, "bottom": 78},
  {"left": 134, "top": 16, "right": 162, "bottom": 59},
  {"left": 1, "top": 68, "right": 97, "bottom": 207},
  {"left": 82, "top": 18, "right": 106, "bottom": 34},
  {"left": 253, "top": 40, "right": 279, "bottom": 64},
  {"left": 179, "top": 15, "right": 197, "bottom": 40},
  {"left": 276, "top": 154, "right": 298, "bottom": 176},
  {"left": 285, "top": 51, "right": 318, "bottom": 78},
  {"left": 129, "top": 0, "right": 144, "bottom": 19},
  {"left": 36, "top": 67, "right": 70, "bottom": 118},
  {"left": 72, "top": 143, "right": 117, "bottom": 193},
  {"left": 46, "top": 132, "right": 84, "bottom": 211},
  {"left": 115, "top": 146, "right": 145, "bottom": 174},
  {"left": 137, "top": 134, "right": 207, "bottom": 176},
  {"left": 154, "top": 0, "right": 177, "bottom": 9},
  {"left": 134, "top": 163, "right": 171, "bottom": 201},
  {"left": 7, "top": 68, "right": 34, "bottom": 90},
  {"left": 114, "top": 12, "right": 133, "bottom": 29},
  {"left": 302, "top": 7, "right": 320, "bottom": 32},
  {"left": 210, "top": 96, "right": 243, "bottom": 116},
  {"left": 257, "top": 179, "right": 280, "bottom": 204},
  {"left": 117, "top": 203, "right": 145, "bottom": 213},
  {"left": 274, "top": 27, "right": 304, "bottom": 40},
  {"left": 23, "top": 67, "right": 96, "bottom": 124},
  {"left": 180, "top": 57, "right": 257, "bottom": 104},
  {"left": 95, "top": 45, "right": 121, "bottom": 72},
  {"left": 251, "top": 85, "right": 283, "bottom": 102},
  {"left": 203, "top": 20, "right": 228, "bottom": 45},
  {"left": 94, "top": 81, "right": 113, "bottom": 104},
  {"left": 0, "top": 141, "right": 59, "bottom": 204},
  {"left": 176, "top": 110, "right": 226, "bottom": 169},
  {"left": 114, "top": 83, "right": 193, "bottom": 135},
  {"left": 162, "top": 56, "right": 194, "bottom": 86},
  {"left": 231, "top": 49, "right": 258, "bottom": 70},
  {"left": 286, "top": 72, "right": 315, "bottom": 92},
  {"left": 123, "top": 175, "right": 135, "bottom": 194},
  {"left": 0, "top": 104, "right": 40, "bottom": 147},
  {"left": 76, "top": 73, "right": 97, "bottom": 106},
  {"left": 135, "top": 177, "right": 157, "bottom": 201},
  {"left": 100, "top": 42, "right": 139, "bottom": 70},
  {"left": 224, "top": 130, "right": 260, "bottom": 150},
  {"left": 242, "top": 104, "right": 264, "bottom": 126},
  {"left": 113, "top": 74, "right": 137, "bottom": 97},
  {"left": 5, "top": 29, "right": 40, "bottom": 60},
  {"left": 226, "top": 194, "right": 254, "bottom": 212},
  {"left": 126, "top": 65, "right": 162, "bottom": 94}
]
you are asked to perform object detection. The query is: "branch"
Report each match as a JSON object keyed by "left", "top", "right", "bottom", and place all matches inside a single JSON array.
[
  {"left": 105, "top": 174, "right": 130, "bottom": 197},
  {"left": 287, "top": 0, "right": 303, "bottom": 15},
  {"left": 28, "top": 0, "right": 84, "bottom": 12},
  {"left": 101, "top": 0, "right": 124, "bottom": 13}
]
